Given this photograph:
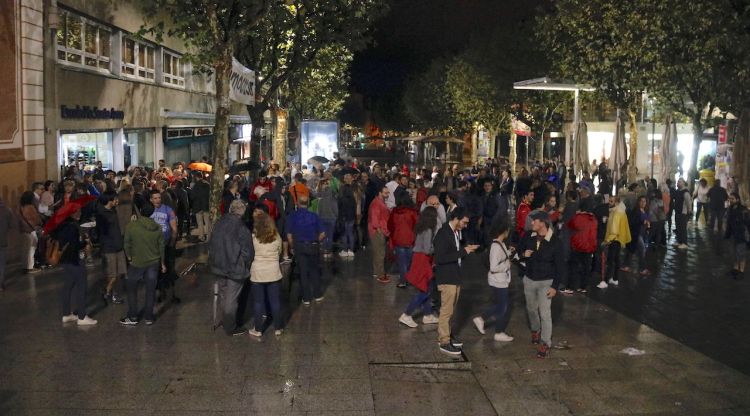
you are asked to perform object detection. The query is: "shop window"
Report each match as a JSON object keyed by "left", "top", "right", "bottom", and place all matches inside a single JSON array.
[
  {"left": 60, "top": 131, "right": 114, "bottom": 171},
  {"left": 122, "top": 37, "right": 155, "bottom": 81},
  {"left": 56, "top": 9, "right": 111, "bottom": 71},
  {"left": 124, "top": 130, "right": 155, "bottom": 169},
  {"left": 163, "top": 51, "right": 185, "bottom": 87}
]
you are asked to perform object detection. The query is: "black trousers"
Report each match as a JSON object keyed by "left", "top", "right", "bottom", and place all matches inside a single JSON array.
[
  {"left": 606, "top": 241, "right": 622, "bottom": 282},
  {"left": 294, "top": 242, "right": 321, "bottom": 302},
  {"left": 61, "top": 263, "right": 87, "bottom": 319},
  {"left": 568, "top": 251, "right": 592, "bottom": 290}
]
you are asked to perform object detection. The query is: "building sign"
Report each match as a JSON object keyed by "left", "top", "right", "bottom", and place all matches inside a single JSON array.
[
  {"left": 718, "top": 125, "right": 727, "bottom": 144},
  {"left": 60, "top": 105, "right": 124, "bottom": 120},
  {"left": 230, "top": 57, "right": 255, "bottom": 106}
]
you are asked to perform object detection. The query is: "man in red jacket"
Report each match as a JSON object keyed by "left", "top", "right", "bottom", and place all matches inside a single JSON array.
[
  {"left": 388, "top": 193, "right": 419, "bottom": 288},
  {"left": 565, "top": 200, "right": 598, "bottom": 293},
  {"left": 516, "top": 191, "right": 534, "bottom": 239},
  {"left": 369, "top": 185, "right": 391, "bottom": 283}
]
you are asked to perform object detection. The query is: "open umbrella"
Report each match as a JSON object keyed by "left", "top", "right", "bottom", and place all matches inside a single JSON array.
[
  {"left": 659, "top": 115, "right": 677, "bottom": 185},
  {"left": 574, "top": 120, "right": 589, "bottom": 177},
  {"left": 43, "top": 195, "right": 97, "bottom": 235},
  {"left": 308, "top": 156, "right": 329, "bottom": 164},
  {"left": 188, "top": 162, "right": 212, "bottom": 172},
  {"left": 609, "top": 110, "right": 628, "bottom": 190}
]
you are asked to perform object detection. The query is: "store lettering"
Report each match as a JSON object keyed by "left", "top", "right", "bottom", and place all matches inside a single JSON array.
[
  {"left": 230, "top": 70, "right": 253, "bottom": 96},
  {"left": 60, "top": 105, "right": 125, "bottom": 120}
]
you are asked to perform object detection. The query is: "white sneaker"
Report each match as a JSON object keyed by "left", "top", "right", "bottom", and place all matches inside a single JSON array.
[
  {"left": 493, "top": 332, "right": 514, "bottom": 342},
  {"left": 596, "top": 281, "right": 609, "bottom": 289},
  {"left": 607, "top": 278, "right": 619, "bottom": 287},
  {"left": 422, "top": 314, "right": 439, "bottom": 325},
  {"left": 677, "top": 244, "right": 688, "bottom": 250},
  {"left": 248, "top": 328, "right": 262, "bottom": 337},
  {"left": 338, "top": 250, "right": 348, "bottom": 257},
  {"left": 76, "top": 316, "right": 97, "bottom": 326},
  {"left": 347, "top": 250, "right": 355, "bottom": 257},
  {"left": 472, "top": 316, "right": 486, "bottom": 334},
  {"left": 62, "top": 314, "right": 77, "bottom": 323},
  {"left": 399, "top": 313, "right": 418, "bottom": 328}
]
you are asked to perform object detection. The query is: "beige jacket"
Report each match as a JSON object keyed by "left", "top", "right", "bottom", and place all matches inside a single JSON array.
[{"left": 250, "top": 235, "right": 282, "bottom": 283}]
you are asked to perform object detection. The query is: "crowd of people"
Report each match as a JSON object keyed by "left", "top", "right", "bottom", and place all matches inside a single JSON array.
[{"left": 0, "top": 154, "right": 748, "bottom": 359}]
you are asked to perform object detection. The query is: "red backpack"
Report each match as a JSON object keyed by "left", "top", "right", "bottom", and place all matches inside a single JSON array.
[{"left": 568, "top": 212, "right": 597, "bottom": 253}]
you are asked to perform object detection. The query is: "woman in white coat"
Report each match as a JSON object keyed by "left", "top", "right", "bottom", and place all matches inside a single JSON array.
[
  {"left": 473, "top": 220, "right": 515, "bottom": 342},
  {"left": 248, "top": 212, "right": 284, "bottom": 337}
]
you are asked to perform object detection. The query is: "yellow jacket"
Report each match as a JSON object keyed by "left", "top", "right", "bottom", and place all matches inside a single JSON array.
[{"left": 605, "top": 202, "right": 632, "bottom": 246}]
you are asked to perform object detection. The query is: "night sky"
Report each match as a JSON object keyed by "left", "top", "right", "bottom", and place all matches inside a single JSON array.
[{"left": 347, "top": 0, "right": 545, "bottom": 125}]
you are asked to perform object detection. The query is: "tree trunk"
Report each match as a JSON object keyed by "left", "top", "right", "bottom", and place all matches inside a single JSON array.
[
  {"left": 209, "top": 46, "right": 233, "bottom": 222},
  {"left": 627, "top": 108, "right": 639, "bottom": 182},
  {"left": 688, "top": 113, "right": 703, "bottom": 191},
  {"left": 247, "top": 104, "right": 267, "bottom": 177}
]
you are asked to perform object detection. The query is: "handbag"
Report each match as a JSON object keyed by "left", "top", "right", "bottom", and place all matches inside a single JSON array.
[{"left": 45, "top": 235, "right": 69, "bottom": 266}]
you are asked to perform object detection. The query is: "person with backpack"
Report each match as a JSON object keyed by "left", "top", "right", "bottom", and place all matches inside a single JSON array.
[
  {"left": 566, "top": 200, "right": 598, "bottom": 293},
  {"left": 472, "top": 220, "right": 515, "bottom": 342},
  {"left": 725, "top": 193, "right": 749, "bottom": 279},
  {"left": 389, "top": 192, "right": 419, "bottom": 288}
]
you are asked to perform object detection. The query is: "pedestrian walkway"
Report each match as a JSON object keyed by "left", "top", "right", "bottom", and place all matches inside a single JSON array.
[{"left": 1, "top": 239, "right": 749, "bottom": 415}]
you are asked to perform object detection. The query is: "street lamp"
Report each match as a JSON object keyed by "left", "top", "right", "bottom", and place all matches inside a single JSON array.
[{"left": 513, "top": 77, "right": 595, "bottom": 170}]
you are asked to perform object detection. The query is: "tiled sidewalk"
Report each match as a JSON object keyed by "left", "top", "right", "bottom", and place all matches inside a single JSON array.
[{"left": 0, "top": 245, "right": 748, "bottom": 415}]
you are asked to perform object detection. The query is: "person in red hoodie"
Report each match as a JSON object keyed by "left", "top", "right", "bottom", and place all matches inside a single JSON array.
[
  {"left": 515, "top": 190, "right": 534, "bottom": 240},
  {"left": 389, "top": 192, "right": 419, "bottom": 288},
  {"left": 368, "top": 185, "right": 391, "bottom": 283},
  {"left": 565, "top": 199, "right": 598, "bottom": 293}
]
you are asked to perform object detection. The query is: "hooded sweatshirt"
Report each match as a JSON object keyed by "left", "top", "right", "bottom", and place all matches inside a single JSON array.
[
  {"left": 604, "top": 202, "right": 632, "bottom": 246},
  {"left": 124, "top": 217, "right": 164, "bottom": 268}
]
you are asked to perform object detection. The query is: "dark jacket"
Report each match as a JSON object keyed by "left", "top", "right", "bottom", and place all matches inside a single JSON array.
[
  {"left": 209, "top": 213, "right": 254, "bottom": 280},
  {"left": 191, "top": 180, "right": 211, "bottom": 212},
  {"left": 338, "top": 183, "right": 358, "bottom": 221},
  {"left": 518, "top": 228, "right": 566, "bottom": 289},
  {"left": 95, "top": 203, "right": 123, "bottom": 253},
  {"left": 433, "top": 222, "right": 469, "bottom": 285},
  {"left": 725, "top": 204, "right": 749, "bottom": 243},
  {"left": 55, "top": 220, "right": 85, "bottom": 265},
  {"left": 0, "top": 200, "right": 14, "bottom": 249},
  {"left": 708, "top": 185, "right": 728, "bottom": 210}
]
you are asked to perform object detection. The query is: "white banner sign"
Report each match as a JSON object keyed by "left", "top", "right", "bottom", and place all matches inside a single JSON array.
[{"left": 230, "top": 57, "right": 255, "bottom": 105}]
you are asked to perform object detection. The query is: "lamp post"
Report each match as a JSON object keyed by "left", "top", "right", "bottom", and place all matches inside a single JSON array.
[
  {"left": 513, "top": 77, "right": 595, "bottom": 172},
  {"left": 649, "top": 97, "right": 656, "bottom": 179}
]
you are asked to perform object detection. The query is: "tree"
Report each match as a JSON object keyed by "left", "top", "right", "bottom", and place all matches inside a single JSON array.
[
  {"left": 236, "top": 0, "right": 386, "bottom": 168},
  {"left": 538, "top": 0, "right": 655, "bottom": 181},
  {"left": 402, "top": 57, "right": 464, "bottom": 134},
  {"left": 140, "top": 0, "right": 271, "bottom": 221},
  {"left": 285, "top": 44, "right": 353, "bottom": 121},
  {"left": 643, "top": 0, "right": 729, "bottom": 185}
]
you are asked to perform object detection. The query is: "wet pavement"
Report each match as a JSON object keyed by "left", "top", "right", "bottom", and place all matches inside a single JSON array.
[
  {"left": 1, "top": 230, "right": 750, "bottom": 415},
  {"left": 589, "top": 222, "right": 750, "bottom": 376}
]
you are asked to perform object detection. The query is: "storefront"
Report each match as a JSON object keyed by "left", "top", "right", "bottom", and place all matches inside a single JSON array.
[
  {"left": 59, "top": 130, "right": 114, "bottom": 171},
  {"left": 163, "top": 126, "right": 214, "bottom": 165}
]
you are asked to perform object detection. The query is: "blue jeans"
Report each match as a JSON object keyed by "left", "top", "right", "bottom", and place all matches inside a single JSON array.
[
  {"left": 320, "top": 219, "right": 336, "bottom": 252},
  {"left": 405, "top": 285, "right": 433, "bottom": 316},
  {"left": 252, "top": 281, "right": 283, "bottom": 331},
  {"left": 341, "top": 220, "right": 356, "bottom": 251},
  {"left": 395, "top": 246, "right": 413, "bottom": 284},
  {"left": 126, "top": 263, "right": 159, "bottom": 320},
  {"left": 481, "top": 287, "right": 509, "bottom": 334}
]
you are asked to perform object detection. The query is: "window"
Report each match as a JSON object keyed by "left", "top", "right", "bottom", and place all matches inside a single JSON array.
[
  {"left": 121, "top": 37, "right": 155, "bottom": 81},
  {"left": 56, "top": 9, "right": 111, "bottom": 71},
  {"left": 163, "top": 51, "right": 185, "bottom": 87}
]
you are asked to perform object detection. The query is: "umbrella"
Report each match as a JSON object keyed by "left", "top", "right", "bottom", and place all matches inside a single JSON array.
[
  {"left": 308, "top": 156, "right": 329, "bottom": 164},
  {"left": 188, "top": 162, "right": 212, "bottom": 172},
  {"left": 658, "top": 114, "right": 678, "bottom": 185},
  {"left": 229, "top": 159, "right": 260, "bottom": 175},
  {"left": 43, "top": 195, "right": 97, "bottom": 235},
  {"left": 609, "top": 110, "right": 628, "bottom": 191},
  {"left": 574, "top": 120, "right": 589, "bottom": 177}
]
